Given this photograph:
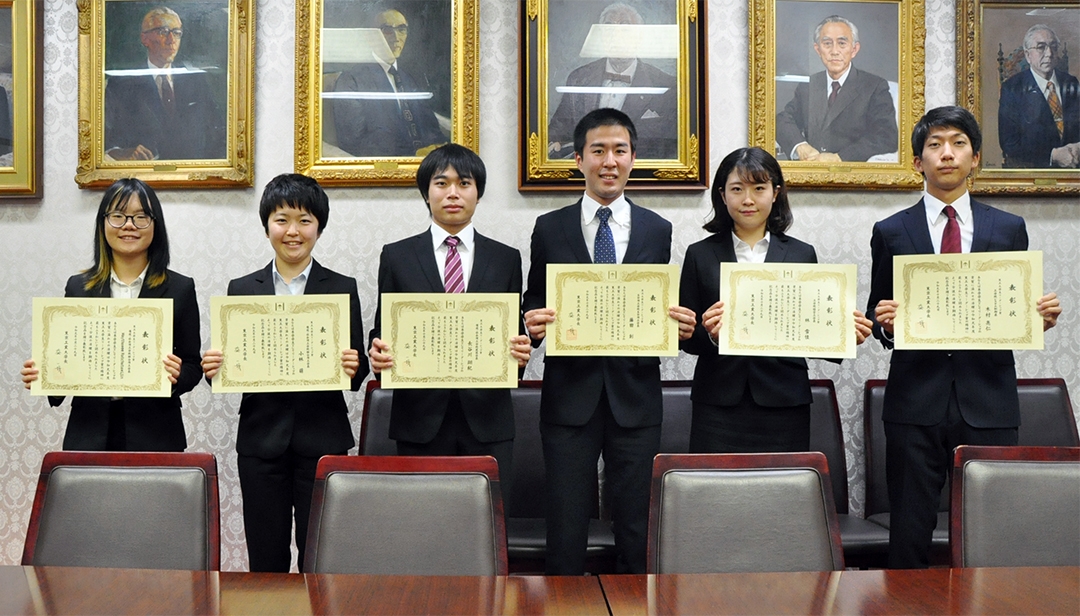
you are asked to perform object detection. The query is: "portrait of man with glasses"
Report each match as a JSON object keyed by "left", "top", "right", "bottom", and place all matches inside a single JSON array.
[
  {"left": 103, "top": 4, "right": 226, "bottom": 161},
  {"left": 998, "top": 24, "right": 1080, "bottom": 169}
]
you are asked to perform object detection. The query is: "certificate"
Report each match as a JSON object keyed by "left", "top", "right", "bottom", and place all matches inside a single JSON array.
[
  {"left": 31, "top": 298, "right": 173, "bottom": 397},
  {"left": 719, "top": 263, "right": 858, "bottom": 359},
  {"left": 210, "top": 294, "right": 351, "bottom": 393},
  {"left": 545, "top": 264, "right": 679, "bottom": 357},
  {"left": 381, "top": 293, "right": 519, "bottom": 389},
  {"left": 894, "top": 251, "right": 1043, "bottom": 350}
]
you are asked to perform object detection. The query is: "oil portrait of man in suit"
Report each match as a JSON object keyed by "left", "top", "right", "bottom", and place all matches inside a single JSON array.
[
  {"left": 774, "top": 5, "right": 899, "bottom": 163},
  {"left": 102, "top": 2, "right": 228, "bottom": 161}
]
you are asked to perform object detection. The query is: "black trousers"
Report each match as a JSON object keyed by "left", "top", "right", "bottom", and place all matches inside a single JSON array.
[
  {"left": 541, "top": 391, "right": 660, "bottom": 575},
  {"left": 885, "top": 386, "right": 1017, "bottom": 569},
  {"left": 238, "top": 447, "right": 346, "bottom": 573},
  {"left": 688, "top": 388, "right": 811, "bottom": 454},
  {"left": 396, "top": 393, "right": 515, "bottom": 497}
]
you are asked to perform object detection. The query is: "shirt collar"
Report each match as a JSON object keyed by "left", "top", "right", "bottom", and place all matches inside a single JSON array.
[
  {"left": 111, "top": 265, "right": 149, "bottom": 289},
  {"left": 603, "top": 58, "right": 638, "bottom": 80},
  {"left": 923, "top": 190, "right": 972, "bottom": 225},
  {"left": 732, "top": 230, "right": 771, "bottom": 252},
  {"left": 581, "top": 192, "right": 631, "bottom": 228},
  {"left": 831, "top": 65, "right": 853, "bottom": 88},
  {"left": 1029, "top": 68, "right": 1059, "bottom": 93},
  {"left": 431, "top": 223, "right": 475, "bottom": 251},
  {"left": 273, "top": 258, "right": 314, "bottom": 286}
]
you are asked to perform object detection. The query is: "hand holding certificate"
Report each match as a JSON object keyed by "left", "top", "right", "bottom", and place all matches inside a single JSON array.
[
  {"left": 380, "top": 293, "right": 520, "bottom": 389},
  {"left": 210, "top": 294, "right": 352, "bottom": 393},
  {"left": 545, "top": 264, "right": 680, "bottom": 356},
  {"left": 718, "top": 263, "right": 858, "bottom": 359},
  {"left": 31, "top": 297, "right": 174, "bottom": 397},
  {"left": 893, "top": 251, "right": 1043, "bottom": 350}
]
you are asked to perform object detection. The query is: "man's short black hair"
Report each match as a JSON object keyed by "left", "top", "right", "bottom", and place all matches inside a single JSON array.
[
  {"left": 912, "top": 106, "right": 983, "bottom": 157},
  {"left": 573, "top": 107, "right": 638, "bottom": 156},
  {"left": 415, "top": 143, "right": 487, "bottom": 204},
  {"left": 258, "top": 173, "right": 330, "bottom": 234}
]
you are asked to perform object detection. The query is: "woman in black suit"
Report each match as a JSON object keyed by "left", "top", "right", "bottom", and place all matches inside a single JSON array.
[
  {"left": 21, "top": 178, "right": 202, "bottom": 451},
  {"left": 679, "top": 148, "right": 872, "bottom": 453}
]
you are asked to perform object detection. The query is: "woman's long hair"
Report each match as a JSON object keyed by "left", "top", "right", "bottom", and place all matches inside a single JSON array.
[
  {"left": 704, "top": 147, "right": 793, "bottom": 236},
  {"left": 84, "top": 178, "right": 171, "bottom": 291}
]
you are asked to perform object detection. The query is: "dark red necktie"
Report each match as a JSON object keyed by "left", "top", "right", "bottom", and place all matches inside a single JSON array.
[
  {"left": 941, "top": 205, "right": 961, "bottom": 254},
  {"left": 828, "top": 81, "right": 840, "bottom": 106}
]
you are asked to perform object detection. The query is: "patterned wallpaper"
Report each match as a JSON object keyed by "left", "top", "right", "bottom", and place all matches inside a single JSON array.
[{"left": 0, "top": 0, "right": 1075, "bottom": 569}]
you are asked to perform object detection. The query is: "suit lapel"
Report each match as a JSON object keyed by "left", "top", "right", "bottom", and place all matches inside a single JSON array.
[
  {"left": 764, "top": 234, "right": 790, "bottom": 263},
  {"left": 901, "top": 200, "right": 935, "bottom": 254},
  {"left": 137, "top": 275, "right": 167, "bottom": 298},
  {"left": 808, "top": 72, "right": 829, "bottom": 138},
  {"left": 559, "top": 200, "right": 592, "bottom": 264},
  {"left": 624, "top": 200, "right": 650, "bottom": 263},
  {"left": 969, "top": 200, "right": 997, "bottom": 253},
  {"left": 251, "top": 261, "right": 277, "bottom": 295},
  {"left": 711, "top": 231, "right": 737, "bottom": 264},
  {"left": 468, "top": 233, "right": 492, "bottom": 293},
  {"left": 823, "top": 68, "right": 861, "bottom": 127},
  {"left": 412, "top": 230, "right": 445, "bottom": 292}
]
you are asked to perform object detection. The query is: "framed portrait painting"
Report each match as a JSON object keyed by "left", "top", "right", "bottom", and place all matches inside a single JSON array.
[
  {"left": 295, "top": 0, "right": 479, "bottom": 186},
  {"left": 750, "top": 0, "right": 924, "bottom": 189},
  {"left": 76, "top": 0, "right": 254, "bottom": 188},
  {"left": 0, "top": 0, "right": 41, "bottom": 198},
  {"left": 958, "top": 0, "right": 1079, "bottom": 194},
  {"left": 520, "top": 0, "right": 708, "bottom": 191}
]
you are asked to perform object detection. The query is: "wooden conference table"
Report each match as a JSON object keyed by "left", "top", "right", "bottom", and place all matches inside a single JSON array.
[{"left": 0, "top": 565, "right": 1075, "bottom": 615}]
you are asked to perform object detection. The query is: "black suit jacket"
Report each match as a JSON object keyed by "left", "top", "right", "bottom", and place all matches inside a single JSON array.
[
  {"left": 104, "top": 70, "right": 226, "bottom": 160},
  {"left": 548, "top": 58, "right": 678, "bottom": 159},
  {"left": 867, "top": 200, "right": 1028, "bottom": 428},
  {"left": 51, "top": 270, "right": 202, "bottom": 451},
  {"left": 229, "top": 260, "right": 367, "bottom": 458},
  {"left": 370, "top": 229, "right": 523, "bottom": 443},
  {"left": 679, "top": 232, "right": 819, "bottom": 408},
  {"left": 776, "top": 67, "right": 898, "bottom": 162},
  {"left": 332, "top": 63, "right": 445, "bottom": 158},
  {"left": 522, "top": 199, "right": 672, "bottom": 428},
  {"left": 998, "top": 69, "right": 1080, "bottom": 168}
]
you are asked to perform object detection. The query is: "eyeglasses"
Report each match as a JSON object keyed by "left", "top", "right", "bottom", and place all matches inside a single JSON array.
[
  {"left": 379, "top": 24, "right": 409, "bottom": 36},
  {"left": 105, "top": 213, "right": 154, "bottom": 229},
  {"left": 143, "top": 27, "right": 184, "bottom": 39},
  {"left": 1026, "top": 42, "right": 1059, "bottom": 56}
]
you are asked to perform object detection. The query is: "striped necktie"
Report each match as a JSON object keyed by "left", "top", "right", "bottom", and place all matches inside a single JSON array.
[
  {"left": 443, "top": 236, "right": 465, "bottom": 293},
  {"left": 1047, "top": 82, "right": 1064, "bottom": 138}
]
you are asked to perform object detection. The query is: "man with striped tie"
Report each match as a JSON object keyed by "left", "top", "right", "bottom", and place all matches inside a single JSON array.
[
  {"left": 998, "top": 24, "right": 1080, "bottom": 168},
  {"left": 367, "top": 144, "right": 531, "bottom": 487}
]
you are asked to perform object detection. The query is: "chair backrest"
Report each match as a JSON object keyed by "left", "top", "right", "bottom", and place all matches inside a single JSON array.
[
  {"left": 808, "top": 379, "right": 849, "bottom": 515},
  {"left": 22, "top": 451, "right": 220, "bottom": 570},
  {"left": 304, "top": 455, "right": 507, "bottom": 575},
  {"left": 506, "top": 381, "right": 546, "bottom": 518},
  {"left": 951, "top": 446, "right": 1080, "bottom": 568},
  {"left": 1017, "top": 378, "right": 1079, "bottom": 446},
  {"left": 358, "top": 381, "right": 396, "bottom": 456},
  {"left": 658, "top": 381, "right": 693, "bottom": 454},
  {"left": 647, "top": 452, "right": 844, "bottom": 574}
]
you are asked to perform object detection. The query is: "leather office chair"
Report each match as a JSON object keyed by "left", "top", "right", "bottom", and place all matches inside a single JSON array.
[
  {"left": 304, "top": 455, "right": 508, "bottom": 575},
  {"left": 358, "top": 380, "right": 397, "bottom": 456},
  {"left": 647, "top": 452, "right": 844, "bottom": 573},
  {"left": 1016, "top": 378, "right": 1079, "bottom": 446},
  {"left": 22, "top": 451, "right": 220, "bottom": 570},
  {"left": 950, "top": 445, "right": 1080, "bottom": 568},
  {"left": 658, "top": 381, "right": 693, "bottom": 454}
]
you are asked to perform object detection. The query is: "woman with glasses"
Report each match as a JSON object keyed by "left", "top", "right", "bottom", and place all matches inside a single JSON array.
[{"left": 21, "top": 178, "right": 202, "bottom": 451}]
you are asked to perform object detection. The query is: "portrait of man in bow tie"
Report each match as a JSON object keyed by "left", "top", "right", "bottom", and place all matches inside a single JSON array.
[{"left": 546, "top": 2, "right": 678, "bottom": 160}]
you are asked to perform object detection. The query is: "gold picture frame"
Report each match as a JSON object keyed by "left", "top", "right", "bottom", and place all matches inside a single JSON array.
[
  {"left": 0, "top": 0, "right": 42, "bottom": 197},
  {"left": 749, "top": 0, "right": 924, "bottom": 189},
  {"left": 958, "top": 0, "right": 1079, "bottom": 195},
  {"left": 75, "top": 0, "right": 254, "bottom": 189},
  {"left": 520, "top": 0, "right": 708, "bottom": 191},
  {"left": 295, "top": 0, "right": 479, "bottom": 187}
]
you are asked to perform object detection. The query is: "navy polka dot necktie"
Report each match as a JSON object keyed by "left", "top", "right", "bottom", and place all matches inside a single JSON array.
[{"left": 594, "top": 206, "right": 616, "bottom": 264}]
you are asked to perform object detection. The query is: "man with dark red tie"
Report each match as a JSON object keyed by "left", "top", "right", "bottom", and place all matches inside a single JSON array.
[
  {"left": 367, "top": 144, "right": 531, "bottom": 486},
  {"left": 867, "top": 106, "right": 1062, "bottom": 569}
]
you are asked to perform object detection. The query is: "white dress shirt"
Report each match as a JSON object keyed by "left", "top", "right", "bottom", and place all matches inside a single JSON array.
[
  {"left": 431, "top": 223, "right": 476, "bottom": 290},
  {"left": 110, "top": 265, "right": 149, "bottom": 299},
  {"left": 923, "top": 190, "right": 973, "bottom": 254},
  {"left": 273, "top": 258, "right": 313, "bottom": 296},
  {"left": 732, "top": 231, "right": 771, "bottom": 264},
  {"left": 581, "top": 193, "right": 631, "bottom": 263}
]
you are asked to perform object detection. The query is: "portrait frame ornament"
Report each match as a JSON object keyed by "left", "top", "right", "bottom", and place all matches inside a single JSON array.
[
  {"left": 749, "top": 0, "right": 924, "bottom": 190},
  {"left": 958, "top": 0, "right": 1080, "bottom": 195},
  {"left": 0, "top": 0, "right": 42, "bottom": 198},
  {"left": 75, "top": 0, "right": 255, "bottom": 189},
  {"left": 519, "top": 0, "right": 708, "bottom": 192},
  {"left": 294, "top": 0, "right": 480, "bottom": 187}
]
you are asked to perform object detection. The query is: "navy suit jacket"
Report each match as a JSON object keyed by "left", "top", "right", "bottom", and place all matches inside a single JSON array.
[
  {"left": 104, "top": 70, "right": 225, "bottom": 160},
  {"left": 679, "top": 232, "right": 820, "bottom": 408},
  {"left": 867, "top": 200, "right": 1029, "bottom": 428},
  {"left": 522, "top": 199, "right": 672, "bottom": 428},
  {"left": 51, "top": 270, "right": 202, "bottom": 451},
  {"left": 332, "top": 63, "right": 445, "bottom": 158},
  {"left": 998, "top": 69, "right": 1080, "bottom": 168},
  {"left": 228, "top": 260, "right": 367, "bottom": 458},
  {"left": 548, "top": 58, "right": 678, "bottom": 159},
  {"left": 370, "top": 229, "right": 523, "bottom": 444},
  {"left": 776, "top": 67, "right": 898, "bottom": 162}
]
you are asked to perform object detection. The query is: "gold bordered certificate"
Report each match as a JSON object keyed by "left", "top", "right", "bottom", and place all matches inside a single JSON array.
[
  {"left": 381, "top": 293, "right": 519, "bottom": 389},
  {"left": 894, "top": 251, "right": 1043, "bottom": 350},
  {"left": 545, "top": 264, "right": 679, "bottom": 357},
  {"left": 719, "top": 263, "right": 858, "bottom": 359},
  {"left": 31, "top": 298, "right": 173, "bottom": 397},
  {"left": 211, "top": 294, "right": 351, "bottom": 393}
]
